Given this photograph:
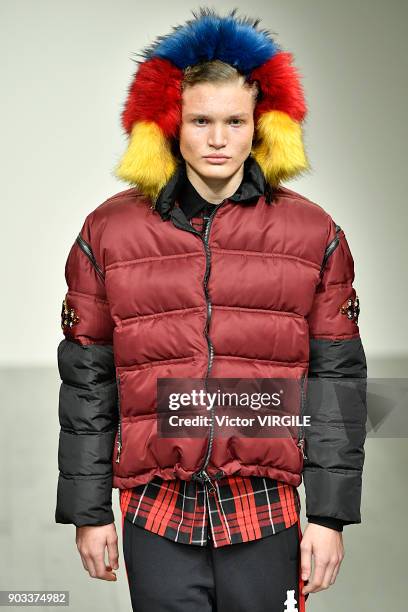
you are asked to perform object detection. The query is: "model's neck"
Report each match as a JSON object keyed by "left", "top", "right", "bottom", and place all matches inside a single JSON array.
[{"left": 184, "top": 162, "right": 245, "bottom": 204}]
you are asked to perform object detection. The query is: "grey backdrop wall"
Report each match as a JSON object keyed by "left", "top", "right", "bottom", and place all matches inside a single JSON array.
[{"left": 1, "top": 1, "right": 407, "bottom": 611}]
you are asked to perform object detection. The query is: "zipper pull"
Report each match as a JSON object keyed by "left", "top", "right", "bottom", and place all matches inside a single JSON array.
[
  {"left": 200, "top": 470, "right": 217, "bottom": 494},
  {"left": 116, "top": 440, "right": 122, "bottom": 463},
  {"left": 298, "top": 438, "right": 308, "bottom": 460},
  {"left": 116, "top": 375, "right": 122, "bottom": 464}
]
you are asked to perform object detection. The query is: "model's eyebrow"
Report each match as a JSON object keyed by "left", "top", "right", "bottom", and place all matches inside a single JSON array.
[
  {"left": 227, "top": 112, "right": 251, "bottom": 118},
  {"left": 185, "top": 112, "right": 250, "bottom": 119}
]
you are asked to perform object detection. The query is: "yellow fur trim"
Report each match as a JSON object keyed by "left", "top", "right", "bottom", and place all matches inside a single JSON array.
[
  {"left": 251, "top": 110, "right": 309, "bottom": 186},
  {"left": 114, "top": 121, "right": 177, "bottom": 201}
]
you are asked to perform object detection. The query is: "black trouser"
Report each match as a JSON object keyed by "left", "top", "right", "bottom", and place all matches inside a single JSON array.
[{"left": 122, "top": 517, "right": 307, "bottom": 611}]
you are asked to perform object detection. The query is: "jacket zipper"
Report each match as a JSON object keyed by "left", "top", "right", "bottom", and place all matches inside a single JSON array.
[
  {"left": 192, "top": 204, "right": 223, "bottom": 494},
  {"left": 76, "top": 233, "right": 105, "bottom": 281},
  {"left": 170, "top": 201, "right": 227, "bottom": 493},
  {"left": 115, "top": 375, "right": 122, "bottom": 463},
  {"left": 297, "top": 372, "right": 308, "bottom": 460}
]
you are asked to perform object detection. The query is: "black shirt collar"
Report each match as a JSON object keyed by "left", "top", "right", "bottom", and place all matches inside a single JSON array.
[
  {"left": 153, "top": 154, "right": 273, "bottom": 221},
  {"left": 178, "top": 176, "right": 218, "bottom": 220}
]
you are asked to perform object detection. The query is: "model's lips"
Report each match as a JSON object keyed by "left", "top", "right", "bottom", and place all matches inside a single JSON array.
[
  {"left": 203, "top": 155, "right": 230, "bottom": 164},
  {"left": 204, "top": 155, "right": 230, "bottom": 159}
]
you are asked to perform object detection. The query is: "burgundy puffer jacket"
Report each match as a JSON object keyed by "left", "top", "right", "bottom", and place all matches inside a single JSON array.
[{"left": 55, "top": 157, "right": 367, "bottom": 527}]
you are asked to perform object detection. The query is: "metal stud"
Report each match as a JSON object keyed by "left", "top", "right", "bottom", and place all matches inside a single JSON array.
[
  {"left": 60, "top": 298, "right": 80, "bottom": 330},
  {"left": 340, "top": 295, "right": 360, "bottom": 324}
]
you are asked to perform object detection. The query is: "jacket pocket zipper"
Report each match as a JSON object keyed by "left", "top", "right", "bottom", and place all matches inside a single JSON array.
[
  {"left": 116, "top": 375, "right": 122, "bottom": 463},
  {"left": 297, "top": 372, "right": 308, "bottom": 460},
  {"left": 320, "top": 224, "right": 341, "bottom": 276}
]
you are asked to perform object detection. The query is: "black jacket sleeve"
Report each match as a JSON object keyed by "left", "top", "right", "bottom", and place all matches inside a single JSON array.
[
  {"left": 55, "top": 212, "right": 118, "bottom": 527},
  {"left": 302, "top": 218, "right": 368, "bottom": 526},
  {"left": 307, "top": 516, "right": 344, "bottom": 532}
]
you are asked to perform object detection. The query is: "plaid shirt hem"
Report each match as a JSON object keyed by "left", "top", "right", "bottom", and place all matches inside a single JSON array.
[{"left": 119, "top": 475, "right": 301, "bottom": 548}]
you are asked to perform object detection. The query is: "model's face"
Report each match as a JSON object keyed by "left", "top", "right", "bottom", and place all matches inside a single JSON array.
[{"left": 179, "top": 80, "right": 255, "bottom": 181}]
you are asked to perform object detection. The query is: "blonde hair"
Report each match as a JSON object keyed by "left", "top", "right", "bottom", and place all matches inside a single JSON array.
[{"left": 181, "top": 59, "right": 260, "bottom": 105}]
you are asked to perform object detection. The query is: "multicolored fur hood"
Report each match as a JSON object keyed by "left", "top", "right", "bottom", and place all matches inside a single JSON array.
[{"left": 113, "top": 7, "right": 310, "bottom": 204}]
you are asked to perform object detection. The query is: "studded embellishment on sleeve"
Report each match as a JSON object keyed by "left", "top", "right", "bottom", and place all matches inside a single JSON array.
[
  {"left": 340, "top": 295, "right": 360, "bottom": 324},
  {"left": 61, "top": 297, "right": 80, "bottom": 330}
]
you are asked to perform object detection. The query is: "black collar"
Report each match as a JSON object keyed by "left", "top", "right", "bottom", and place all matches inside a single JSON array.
[
  {"left": 177, "top": 174, "right": 215, "bottom": 220},
  {"left": 153, "top": 154, "right": 273, "bottom": 221}
]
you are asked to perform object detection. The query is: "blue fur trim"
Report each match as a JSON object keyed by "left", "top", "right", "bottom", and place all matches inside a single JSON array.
[{"left": 138, "top": 7, "right": 280, "bottom": 73}]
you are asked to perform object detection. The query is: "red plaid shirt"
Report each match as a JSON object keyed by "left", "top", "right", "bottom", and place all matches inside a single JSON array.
[{"left": 119, "top": 475, "right": 300, "bottom": 548}]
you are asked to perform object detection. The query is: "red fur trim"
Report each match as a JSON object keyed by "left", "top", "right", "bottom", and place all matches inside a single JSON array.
[
  {"left": 121, "top": 57, "right": 183, "bottom": 137},
  {"left": 249, "top": 52, "right": 307, "bottom": 123}
]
